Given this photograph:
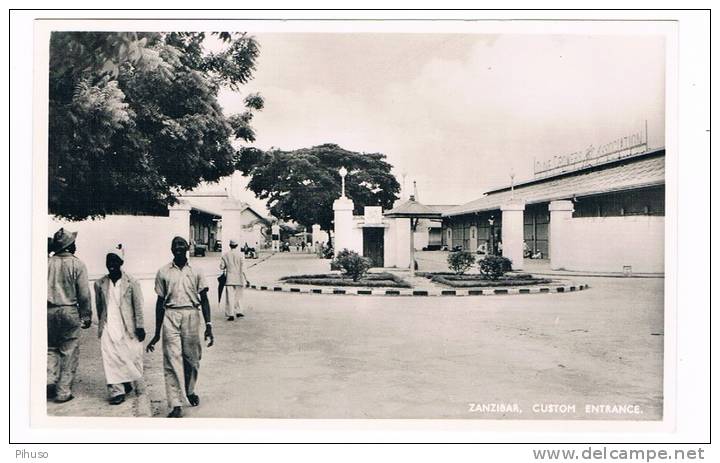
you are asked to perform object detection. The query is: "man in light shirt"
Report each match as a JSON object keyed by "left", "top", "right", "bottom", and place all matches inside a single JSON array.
[
  {"left": 47, "top": 228, "right": 92, "bottom": 403},
  {"left": 220, "top": 239, "right": 249, "bottom": 321},
  {"left": 146, "top": 236, "right": 214, "bottom": 418}
]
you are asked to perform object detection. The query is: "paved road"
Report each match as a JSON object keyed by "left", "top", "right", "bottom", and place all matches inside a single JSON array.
[{"left": 47, "top": 252, "right": 664, "bottom": 420}]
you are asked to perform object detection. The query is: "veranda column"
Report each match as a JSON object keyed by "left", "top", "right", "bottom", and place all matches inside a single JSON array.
[
  {"left": 548, "top": 200, "right": 574, "bottom": 271},
  {"left": 501, "top": 201, "right": 525, "bottom": 270},
  {"left": 221, "top": 199, "right": 245, "bottom": 247},
  {"left": 168, "top": 200, "right": 192, "bottom": 242},
  {"left": 333, "top": 196, "right": 355, "bottom": 256}
]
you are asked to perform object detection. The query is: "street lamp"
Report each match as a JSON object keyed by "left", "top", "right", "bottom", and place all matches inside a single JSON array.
[
  {"left": 510, "top": 170, "right": 516, "bottom": 200},
  {"left": 488, "top": 216, "right": 495, "bottom": 256},
  {"left": 339, "top": 166, "right": 348, "bottom": 198}
]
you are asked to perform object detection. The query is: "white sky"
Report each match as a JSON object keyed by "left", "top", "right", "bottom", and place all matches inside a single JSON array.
[{"left": 216, "top": 33, "right": 665, "bottom": 208}]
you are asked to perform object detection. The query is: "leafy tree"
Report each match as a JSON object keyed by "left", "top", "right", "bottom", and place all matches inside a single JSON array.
[
  {"left": 236, "top": 144, "right": 400, "bottom": 239},
  {"left": 49, "top": 32, "right": 263, "bottom": 220}
]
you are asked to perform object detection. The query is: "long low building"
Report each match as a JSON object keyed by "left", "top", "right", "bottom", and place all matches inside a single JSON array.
[{"left": 442, "top": 148, "right": 665, "bottom": 273}]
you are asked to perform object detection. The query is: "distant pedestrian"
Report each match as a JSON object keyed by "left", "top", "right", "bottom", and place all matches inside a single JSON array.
[
  {"left": 94, "top": 246, "right": 146, "bottom": 405},
  {"left": 146, "top": 236, "right": 214, "bottom": 418},
  {"left": 47, "top": 228, "right": 92, "bottom": 403},
  {"left": 220, "top": 239, "right": 249, "bottom": 321},
  {"left": 301, "top": 241, "right": 306, "bottom": 252}
]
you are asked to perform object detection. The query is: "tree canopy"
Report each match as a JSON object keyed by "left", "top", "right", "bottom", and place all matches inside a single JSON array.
[
  {"left": 236, "top": 144, "right": 401, "bottom": 234},
  {"left": 49, "top": 32, "right": 263, "bottom": 220}
]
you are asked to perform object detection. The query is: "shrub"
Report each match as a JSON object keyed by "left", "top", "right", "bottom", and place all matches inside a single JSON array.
[
  {"left": 447, "top": 251, "right": 476, "bottom": 275},
  {"left": 331, "top": 249, "right": 372, "bottom": 281},
  {"left": 430, "top": 275, "right": 551, "bottom": 287},
  {"left": 478, "top": 255, "right": 513, "bottom": 280},
  {"left": 280, "top": 272, "right": 411, "bottom": 288}
]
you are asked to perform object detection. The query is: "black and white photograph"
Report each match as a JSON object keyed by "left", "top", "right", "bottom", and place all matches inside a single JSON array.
[
  {"left": 8, "top": 8, "right": 711, "bottom": 453},
  {"left": 40, "top": 23, "right": 669, "bottom": 421}
]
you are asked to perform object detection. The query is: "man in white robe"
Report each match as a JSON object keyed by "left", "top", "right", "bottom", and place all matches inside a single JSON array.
[{"left": 94, "top": 246, "right": 146, "bottom": 405}]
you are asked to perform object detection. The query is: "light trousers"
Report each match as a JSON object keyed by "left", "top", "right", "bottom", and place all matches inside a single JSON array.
[
  {"left": 222, "top": 285, "right": 245, "bottom": 317},
  {"left": 47, "top": 306, "right": 81, "bottom": 401},
  {"left": 161, "top": 308, "right": 202, "bottom": 408}
]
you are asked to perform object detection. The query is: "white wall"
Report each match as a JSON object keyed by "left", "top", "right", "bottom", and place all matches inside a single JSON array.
[
  {"left": 49, "top": 214, "right": 188, "bottom": 279},
  {"left": 384, "top": 217, "right": 411, "bottom": 268},
  {"left": 556, "top": 216, "right": 664, "bottom": 273},
  {"left": 413, "top": 229, "right": 429, "bottom": 251}
]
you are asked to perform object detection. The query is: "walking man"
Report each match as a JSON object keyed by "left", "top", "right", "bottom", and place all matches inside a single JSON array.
[
  {"left": 94, "top": 246, "right": 146, "bottom": 405},
  {"left": 220, "top": 239, "right": 249, "bottom": 321},
  {"left": 146, "top": 236, "right": 214, "bottom": 418},
  {"left": 47, "top": 228, "right": 92, "bottom": 403}
]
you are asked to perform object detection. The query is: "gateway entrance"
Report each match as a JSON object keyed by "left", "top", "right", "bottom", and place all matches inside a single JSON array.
[{"left": 362, "top": 227, "right": 384, "bottom": 267}]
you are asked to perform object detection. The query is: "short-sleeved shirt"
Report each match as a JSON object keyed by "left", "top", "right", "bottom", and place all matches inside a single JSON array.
[
  {"left": 47, "top": 251, "right": 92, "bottom": 320},
  {"left": 154, "top": 261, "right": 208, "bottom": 309}
]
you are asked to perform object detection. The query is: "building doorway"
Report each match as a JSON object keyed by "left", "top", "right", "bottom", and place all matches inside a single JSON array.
[
  {"left": 468, "top": 225, "right": 478, "bottom": 252},
  {"left": 363, "top": 227, "right": 385, "bottom": 267},
  {"left": 523, "top": 204, "right": 550, "bottom": 259}
]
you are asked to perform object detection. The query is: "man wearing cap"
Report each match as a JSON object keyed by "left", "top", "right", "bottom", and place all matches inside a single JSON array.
[
  {"left": 47, "top": 228, "right": 92, "bottom": 403},
  {"left": 94, "top": 246, "right": 146, "bottom": 405},
  {"left": 219, "top": 239, "right": 249, "bottom": 321},
  {"left": 146, "top": 236, "right": 214, "bottom": 418}
]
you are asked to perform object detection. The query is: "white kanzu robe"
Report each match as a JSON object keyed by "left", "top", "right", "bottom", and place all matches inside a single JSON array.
[{"left": 101, "top": 282, "right": 143, "bottom": 385}]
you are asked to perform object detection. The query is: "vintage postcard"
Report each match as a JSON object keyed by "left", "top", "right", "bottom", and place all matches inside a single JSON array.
[{"left": 19, "top": 13, "right": 700, "bottom": 444}]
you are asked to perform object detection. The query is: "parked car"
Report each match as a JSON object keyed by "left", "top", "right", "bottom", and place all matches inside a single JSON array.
[{"left": 193, "top": 243, "right": 207, "bottom": 257}]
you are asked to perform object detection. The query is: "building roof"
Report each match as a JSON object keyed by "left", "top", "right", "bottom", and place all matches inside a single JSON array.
[
  {"left": 424, "top": 204, "right": 459, "bottom": 214},
  {"left": 385, "top": 198, "right": 443, "bottom": 219},
  {"left": 444, "top": 149, "right": 665, "bottom": 217}
]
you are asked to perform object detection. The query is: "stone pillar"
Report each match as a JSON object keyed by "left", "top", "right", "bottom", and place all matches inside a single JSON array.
[
  {"left": 548, "top": 200, "right": 574, "bottom": 270},
  {"left": 168, "top": 201, "right": 191, "bottom": 242},
  {"left": 221, "top": 199, "right": 245, "bottom": 248},
  {"left": 501, "top": 201, "right": 525, "bottom": 270},
  {"left": 333, "top": 196, "right": 355, "bottom": 256}
]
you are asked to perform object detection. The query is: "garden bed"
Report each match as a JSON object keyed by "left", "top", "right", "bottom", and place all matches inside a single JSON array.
[
  {"left": 279, "top": 272, "right": 412, "bottom": 288},
  {"left": 418, "top": 272, "right": 552, "bottom": 288}
]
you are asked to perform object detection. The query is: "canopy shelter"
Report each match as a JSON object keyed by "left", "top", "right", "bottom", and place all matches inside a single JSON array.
[{"left": 384, "top": 196, "right": 442, "bottom": 276}]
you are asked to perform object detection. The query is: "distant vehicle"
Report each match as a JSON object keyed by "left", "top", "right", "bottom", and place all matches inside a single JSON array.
[
  {"left": 242, "top": 244, "right": 258, "bottom": 259},
  {"left": 214, "top": 240, "right": 222, "bottom": 252},
  {"left": 193, "top": 244, "right": 207, "bottom": 257}
]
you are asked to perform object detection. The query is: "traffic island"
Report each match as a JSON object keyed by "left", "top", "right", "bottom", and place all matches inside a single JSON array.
[
  {"left": 416, "top": 271, "right": 553, "bottom": 288},
  {"left": 249, "top": 277, "right": 589, "bottom": 297},
  {"left": 279, "top": 272, "right": 411, "bottom": 288}
]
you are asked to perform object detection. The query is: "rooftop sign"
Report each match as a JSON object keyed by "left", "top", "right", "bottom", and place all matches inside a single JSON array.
[{"left": 533, "top": 123, "right": 648, "bottom": 179}]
